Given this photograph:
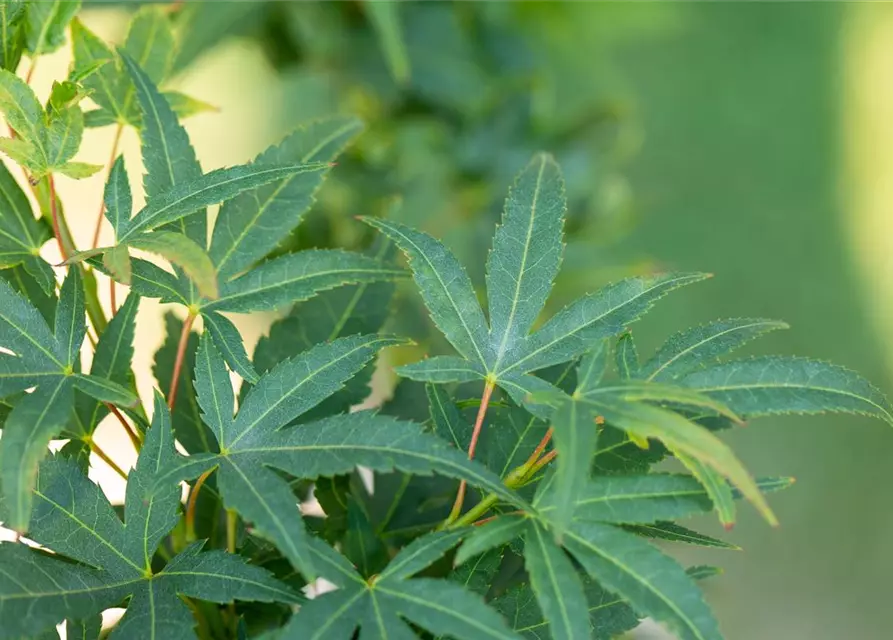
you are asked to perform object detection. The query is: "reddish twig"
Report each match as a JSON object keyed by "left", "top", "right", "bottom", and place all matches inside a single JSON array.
[
  {"left": 168, "top": 313, "right": 197, "bottom": 410},
  {"left": 447, "top": 381, "right": 496, "bottom": 523},
  {"left": 106, "top": 402, "right": 141, "bottom": 450},
  {"left": 91, "top": 123, "right": 124, "bottom": 249}
]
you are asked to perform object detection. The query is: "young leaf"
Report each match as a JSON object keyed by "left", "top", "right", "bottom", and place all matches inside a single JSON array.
[
  {"left": 487, "top": 153, "right": 565, "bottom": 370},
  {"left": 549, "top": 397, "right": 597, "bottom": 534},
  {"left": 127, "top": 231, "right": 218, "bottom": 299},
  {"left": 681, "top": 357, "right": 893, "bottom": 425},
  {"left": 0, "top": 394, "right": 298, "bottom": 638},
  {"left": 210, "top": 116, "right": 364, "bottom": 280},
  {"left": 279, "top": 533, "right": 519, "bottom": 639},
  {"left": 640, "top": 318, "right": 788, "bottom": 382},
  {"left": 674, "top": 449, "right": 737, "bottom": 528}
]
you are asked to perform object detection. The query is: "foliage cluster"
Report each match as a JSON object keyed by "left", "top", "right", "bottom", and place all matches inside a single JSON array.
[{"left": 0, "top": 4, "right": 889, "bottom": 640}]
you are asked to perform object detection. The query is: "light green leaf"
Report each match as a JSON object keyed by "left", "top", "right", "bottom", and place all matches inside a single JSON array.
[
  {"left": 641, "top": 318, "right": 789, "bottom": 382},
  {"left": 364, "top": 0, "right": 410, "bottom": 84},
  {"left": 586, "top": 395, "right": 776, "bottom": 526},
  {"left": 681, "top": 356, "right": 893, "bottom": 425},
  {"left": 500, "top": 273, "right": 709, "bottom": 376},
  {"left": 363, "top": 217, "right": 492, "bottom": 367},
  {"left": 210, "top": 116, "right": 363, "bottom": 279},
  {"left": 524, "top": 521, "right": 590, "bottom": 640},
  {"left": 0, "top": 1, "right": 25, "bottom": 72},
  {"left": 0, "top": 376, "right": 74, "bottom": 531},
  {"left": 204, "top": 249, "right": 405, "bottom": 313},
  {"left": 564, "top": 521, "right": 721, "bottom": 640},
  {"left": 398, "top": 356, "right": 487, "bottom": 384},
  {"left": 55, "top": 160, "right": 101, "bottom": 178},
  {"left": 127, "top": 231, "right": 218, "bottom": 299},
  {"left": 549, "top": 398, "right": 597, "bottom": 534},
  {"left": 487, "top": 153, "right": 565, "bottom": 370},
  {"left": 583, "top": 381, "right": 741, "bottom": 423},
  {"left": 102, "top": 244, "right": 131, "bottom": 285},
  {"left": 24, "top": 0, "right": 79, "bottom": 56},
  {"left": 162, "top": 90, "right": 217, "bottom": 119}
]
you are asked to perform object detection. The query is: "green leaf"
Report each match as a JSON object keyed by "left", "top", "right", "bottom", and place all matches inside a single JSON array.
[
  {"left": 454, "top": 516, "right": 526, "bottom": 566},
  {"left": 574, "top": 341, "right": 609, "bottom": 396},
  {"left": 674, "top": 449, "right": 737, "bottom": 528},
  {"left": 121, "top": 162, "right": 329, "bottom": 240},
  {"left": 52, "top": 267, "right": 85, "bottom": 366},
  {"left": 102, "top": 244, "right": 131, "bottom": 285},
  {"left": 210, "top": 116, "right": 363, "bottom": 279},
  {"left": 0, "top": 159, "right": 53, "bottom": 293},
  {"left": 549, "top": 398, "right": 597, "bottom": 534},
  {"left": 0, "top": 1, "right": 25, "bottom": 72},
  {"left": 24, "top": 0, "right": 80, "bottom": 56},
  {"left": 399, "top": 355, "right": 487, "bottom": 384},
  {"left": 615, "top": 331, "right": 639, "bottom": 379},
  {"left": 203, "top": 249, "right": 405, "bottom": 313},
  {"left": 0, "top": 275, "right": 59, "bottom": 367},
  {"left": 280, "top": 533, "right": 519, "bottom": 639},
  {"left": 524, "top": 521, "right": 590, "bottom": 640},
  {"left": 583, "top": 381, "right": 741, "bottom": 423},
  {"left": 364, "top": 0, "right": 410, "bottom": 84},
  {"left": 127, "top": 231, "right": 218, "bottom": 299},
  {"left": 0, "top": 394, "right": 298, "bottom": 638},
  {"left": 203, "top": 311, "right": 258, "bottom": 384},
  {"left": 0, "top": 376, "right": 74, "bottom": 531},
  {"left": 681, "top": 356, "right": 893, "bottom": 425},
  {"left": 623, "top": 521, "right": 740, "bottom": 550},
  {"left": 427, "top": 382, "right": 473, "bottom": 450},
  {"left": 157, "top": 335, "right": 524, "bottom": 580},
  {"left": 72, "top": 292, "right": 139, "bottom": 437},
  {"left": 493, "top": 576, "right": 640, "bottom": 640},
  {"left": 162, "top": 90, "right": 217, "bottom": 119},
  {"left": 640, "top": 318, "right": 789, "bottom": 382},
  {"left": 487, "top": 153, "right": 565, "bottom": 370},
  {"left": 363, "top": 217, "right": 492, "bottom": 367},
  {"left": 500, "top": 273, "right": 709, "bottom": 376},
  {"left": 103, "top": 155, "right": 132, "bottom": 238},
  {"left": 563, "top": 522, "right": 721, "bottom": 640},
  {"left": 583, "top": 395, "right": 776, "bottom": 526}
]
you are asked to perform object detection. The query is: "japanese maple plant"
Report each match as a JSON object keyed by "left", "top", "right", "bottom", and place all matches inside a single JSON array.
[{"left": 0, "top": 4, "right": 890, "bottom": 640}]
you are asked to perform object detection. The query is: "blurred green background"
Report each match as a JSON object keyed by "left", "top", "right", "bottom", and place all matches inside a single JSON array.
[{"left": 66, "top": 2, "right": 893, "bottom": 638}]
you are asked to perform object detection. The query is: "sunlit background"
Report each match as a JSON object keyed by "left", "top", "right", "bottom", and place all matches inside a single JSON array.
[{"left": 13, "top": 3, "right": 893, "bottom": 639}]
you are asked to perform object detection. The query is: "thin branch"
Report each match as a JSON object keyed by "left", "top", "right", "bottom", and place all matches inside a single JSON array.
[
  {"left": 226, "top": 509, "right": 237, "bottom": 553},
  {"left": 185, "top": 467, "right": 215, "bottom": 541},
  {"left": 88, "top": 440, "right": 127, "bottom": 480},
  {"left": 167, "top": 312, "right": 197, "bottom": 410},
  {"left": 106, "top": 402, "right": 142, "bottom": 450}
]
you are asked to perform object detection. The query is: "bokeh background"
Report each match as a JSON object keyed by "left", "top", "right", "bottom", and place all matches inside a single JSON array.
[{"left": 25, "top": 2, "right": 893, "bottom": 639}]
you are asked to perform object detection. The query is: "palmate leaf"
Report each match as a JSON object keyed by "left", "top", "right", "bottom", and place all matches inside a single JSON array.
[
  {"left": 368, "top": 153, "right": 705, "bottom": 398},
  {"left": 154, "top": 333, "right": 523, "bottom": 580},
  {"left": 0, "top": 270, "right": 138, "bottom": 531},
  {"left": 0, "top": 69, "right": 99, "bottom": 179},
  {"left": 0, "top": 394, "right": 298, "bottom": 639},
  {"left": 280, "top": 532, "right": 519, "bottom": 639},
  {"left": 71, "top": 9, "right": 211, "bottom": 129}
]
